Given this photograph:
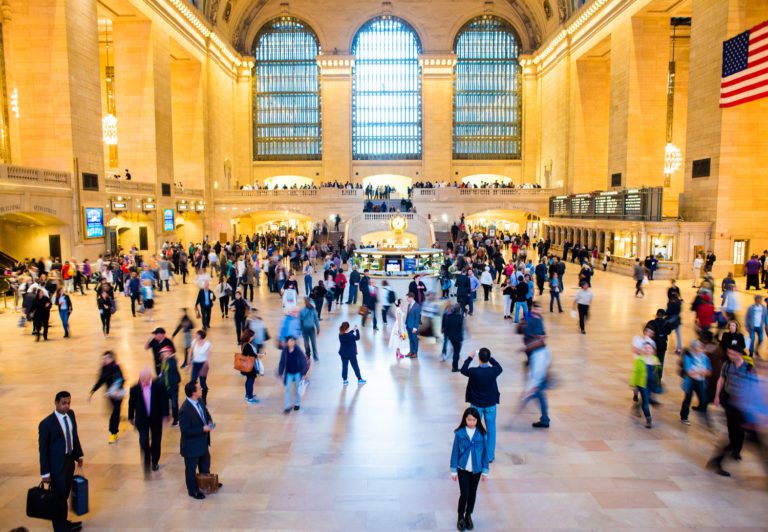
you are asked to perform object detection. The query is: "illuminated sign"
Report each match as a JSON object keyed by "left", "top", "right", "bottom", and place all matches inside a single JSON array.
[
  {"left": 142, "top": 201, "right": 156, "bottom": 211},
  {"left": 84, "top": 207, "right": 104, "bottom": 239},
  {"left": 177, "top": 202, "right": 189, "bottom": 211},
  {"left": 163, "top": 209, "right": 175, "bottom": 232},
  {"left": 110, "top": 200, "right": 127, "bottom": 211}
]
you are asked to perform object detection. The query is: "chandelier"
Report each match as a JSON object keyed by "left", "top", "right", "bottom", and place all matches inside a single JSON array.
[
  {"left": 663, "top": 142, "right": 682, "bottom": 175},
  {"left": 101, "top": 20, "right": 118, "bottom": 147},
  {"left": 102, "top": 113, "right": 118, "bottom": 145}
]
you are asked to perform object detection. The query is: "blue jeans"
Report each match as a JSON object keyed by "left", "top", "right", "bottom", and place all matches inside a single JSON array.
[
  {"left": 59, "top": 309, "right": 70, "bottom": 336},
  {"left": 749, "top": 326, "right": 764, "bottom": 355},
  {"left": 471, "top": 405, "right": 496, "bottom": 461},
  {"left": 346, "top": 285, "right": 358, "bottom": 304},
  {"left": 303, "top": 328, "right": 318, "bottom": 360},
  {"left": 245, "top": 374, "right": 255, "bottom": 399},
  {"left": 284, "top": 372, "right": 302, "bottom": 408},
  {"left": 304, "top": 275, "right": 312, "bottom": 296},
  {"left": 514, "top": 301, "right": 528, "bottom": 323},
  {"left": 468, "top": 292, "right": 475, "bottom": 314},
  {"left": 407, "top": 329, "right": 419, "bottom": 355},
  {"left": 523, "top": 388, "right": 549, "bottom": 424}
]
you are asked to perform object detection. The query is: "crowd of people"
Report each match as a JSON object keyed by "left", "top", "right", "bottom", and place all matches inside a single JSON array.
[{"left": 14, "top": 221, "right": 768, "bottom": 531}]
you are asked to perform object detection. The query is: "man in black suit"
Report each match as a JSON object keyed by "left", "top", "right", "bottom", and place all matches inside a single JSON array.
[
  {"left": 38, "top": 391, "right": 84, "bottom": 532},
  {"left": 179, "top": 381, "right": 218, "bottom": 499},
  {"left": 460, "top": 348, "right": 503, "bottom": 463},
  {"left": 194, "top": 280, "right": 216, "bottom": 330},
  {"left": 441, "top": 303, "right": 465, "bottom": 372},
  {"left": 128, "top": 369, "right": 169, "bottom": 474},
  {"left": 455, "top": 268, "right": 471, "bottom": 316}
]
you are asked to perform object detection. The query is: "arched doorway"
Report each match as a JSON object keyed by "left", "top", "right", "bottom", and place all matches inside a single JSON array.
[
  {"left": 107, "top": 212, "right": 156, "bottom": 253},
  {"left": 362, "top": 174, "right": 413, "bottom": 197},
  {"left": 0, "top": 211, "right": 69, "bottom": 260}
]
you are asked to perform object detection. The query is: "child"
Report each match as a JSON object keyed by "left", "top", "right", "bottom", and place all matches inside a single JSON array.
[{"left": 630, "top": 341, "right": 661, "bottom": 428}]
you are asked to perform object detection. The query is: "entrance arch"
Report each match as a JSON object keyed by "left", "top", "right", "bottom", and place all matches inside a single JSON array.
[
  {"left": 464, "top": 209, "right": 540, "bottom": 237},
  {"left": 362, "top": 174, "right": 412, "bottom": 197},
  {"left": 0, "top": 211, "right": 69, "bottom": 260},
  {"left": 107, "top": 212, "right": 156, "bottom": 253}
]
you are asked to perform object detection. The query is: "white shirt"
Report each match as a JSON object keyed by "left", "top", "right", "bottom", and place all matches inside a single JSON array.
[
  {"left": 191, "top": 340, "right": 211, "bottom": 363},
  {"left": 574, "top": 289, "right": 593, "bottom": 305},
  {"left": 693, "top": 258, "right": 703, "bottom": 270},
  {"left": 465, "top": 427, "right": 476, "bottom": 472},
  {"left": 55, "top": 411, "right": 74, "bottom": 453}
]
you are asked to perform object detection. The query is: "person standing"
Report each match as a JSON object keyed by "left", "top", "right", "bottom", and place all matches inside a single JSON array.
[
  {"left": 346, "top": 266, "right": 361, "bottom": 304},
  {"left": 460, "top": 348, "right": 503, "bottom": 463},
  {"left": 450, "top": 407, "right": 489, "bottom": 532},
  {"left": 97, "top": 289, "right": 113, "bottom": 336},
  {"left": 455, "top": 268, "right": 471, "bottom": 316},
  {"left": 278, "top": 336, "right": 309, "bottom": 412},
  {"left": 128, "top": 369, "right": 168, "bottom": 474},
  {"left": 338, "top": 322, "right": 366, "bottom": 385},
  {"left": 405, "top": 292, "right": 421, "bottom": 358},
  {"left": 573, "top": 282, "right": 593, "bottom": 334},
  {"left": 160, "top": 346, "right": 182, "bottom": 425},
  {"left": 189, "top": 330, "right": 211, "bottom": 401},
  {"left": 145, "top": 328, "right": 176, "bottom": 377},
  {"left": 692, "top": 254, "right": 704, "bottom": 288},
  {"left": 31, "top": 288, "right": 52, "bottom": 342},
  {"left": 89, "top": 351, "right": 125, "bottom": 443},
  {"left": 55, "top": 287, "right": 73, "bottom": 339},
  {"left": 239, "top": 329, "right": 260, "bottom": 404},
  {"left": 389, "top": 300, "right": 411, "bottom": 359},
  {"left": 38, "top": 391, "right": 84, "bottom": 532},
  {"left": 745, "top": 295, "right": 768, "bottom": 357},
  {"left": 549, "top": 272, "right": 563, "bottom": 313},
  {"left": 229, "top": 290, "right": 250, "bottom": 346},
  {"left": 195, "top": 281, "right": 216, "bottom": 330},
  {"left": 443, "top": 303, "right": 465, "bottom": 372},
  {"left": 299, "top": 297, "right": 320, "bottom": 361},
  {"left": 513, "top": 277, "right": 528, "bottom": 324},
  {"left": 534, "top": 259, "right": 547, "bottom": 296},
  {"left": 127, "top": 272, "right": 141, "bottom": 317},
  {"left": 480, "top": 266, "right": 493, "bottom": 301},
  {"left": 179, "top": 381, "right": 218, "bottom": 499},
  {"left": 633, "top": 258, "right": 646, "bottom": 298}
]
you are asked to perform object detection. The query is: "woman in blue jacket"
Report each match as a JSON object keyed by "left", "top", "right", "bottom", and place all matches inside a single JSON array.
[
  {"left": 338, "top": 321, "right": 367, "bottom": 386},
  {"left": 450, "top": 407, "right": 489, "bottom": 531}
]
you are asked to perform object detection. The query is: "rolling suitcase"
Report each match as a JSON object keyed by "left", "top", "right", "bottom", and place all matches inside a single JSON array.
[{"left": 70, "top": 472, "right": 89, "bottom": 515}]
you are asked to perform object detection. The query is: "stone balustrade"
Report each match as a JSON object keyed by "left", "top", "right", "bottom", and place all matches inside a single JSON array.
[
  {"left": 0, "top": 164, "right": 71, "bottom": 188},
  {"left": 105, "top": 181, "right": 156, "bottom": 194}
]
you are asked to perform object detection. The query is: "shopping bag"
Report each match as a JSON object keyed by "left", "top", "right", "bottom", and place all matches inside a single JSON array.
[
  {"left": 642, "top": 275, "right": 649, "bottom": 286},
  {"left": 26, "top": 482, "right": 67, "bottom": 521},
  {"left": 298, "top": 377, "right": 309, "bottom": 397},
  {"left": 255, "top": 356, "right": 265, "bottom": 376},
  {"left": 570, "top": 309, "right": 578, "bottom": 319},
  {"left": 70, "top": 471, "right": 89, "bottom": 516},
  {"left": 137, "top": 304, "right": 145, "bottom": 314}
]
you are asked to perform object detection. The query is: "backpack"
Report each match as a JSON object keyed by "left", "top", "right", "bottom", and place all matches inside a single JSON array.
[{"left": 387, "top": 289, "right": 396, "bottom": 304}]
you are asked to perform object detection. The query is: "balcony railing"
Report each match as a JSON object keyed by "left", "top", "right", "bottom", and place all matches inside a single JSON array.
[
  {"left": 413, "top": 187, "right": 563, "bottom": 201},
  {"left": 216, "top": 188, "right": 362, "bottom": 201},
  {"left": 105, "top": 181, "right": 156, "bottom": 194},
  {"left": 0, "top": 164, "right": 71, "bottom": 188},
  {"left": 175, "top": 187, "right": 204, "bottom": 198}
]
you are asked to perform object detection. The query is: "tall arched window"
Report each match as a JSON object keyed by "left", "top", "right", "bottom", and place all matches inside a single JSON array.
[
  {"left": 453, "top": 16, "right": 522, "bottom": 159},
  {"left": 352, "top": 16, "right": 422, "bottom": 160},
  {"left": 252, "top": 17, "right": 321, "bottom": 160}
]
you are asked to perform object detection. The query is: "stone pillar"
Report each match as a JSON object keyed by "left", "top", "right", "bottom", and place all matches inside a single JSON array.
[
  {"left": 318, "top": 55, "right": 353, "bottom": 182},
  {"left": 521, "top": 55, "right": 539, "bottom": 183},
  {"left": 233, "top": 60, "right": 253, "bottom": 187},
  {"left": 420, "top": 54, "right": 455, "bottom": 181},
  {"left": 171, "top": 56, "right": 206, "bottom": 190}
]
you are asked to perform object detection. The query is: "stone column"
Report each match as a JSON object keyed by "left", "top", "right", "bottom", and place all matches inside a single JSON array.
[
  {"left": 420, "top": 54, "right": 456, "bottom": 181},
  {"left": 318, "top": 55, "right": 353, "bottom": 182}
]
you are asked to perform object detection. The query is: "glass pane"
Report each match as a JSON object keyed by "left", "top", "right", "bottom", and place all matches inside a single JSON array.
[
  {"left": 352, "top": 17, "right": 422, "bottom": 160},
  {"left": 252, "top": 17, "right": 322, "bottom": 161},
  {"left": 452, "top": 16, "right": 521, "bottom": 160}
]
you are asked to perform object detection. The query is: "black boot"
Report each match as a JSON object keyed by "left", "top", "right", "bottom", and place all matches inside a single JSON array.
[
  {"left": 464, "top": 514, "right": 474, "bottom": 530},
  {"left": 456, "top": 515, "right": 466, "bottom": 531}
]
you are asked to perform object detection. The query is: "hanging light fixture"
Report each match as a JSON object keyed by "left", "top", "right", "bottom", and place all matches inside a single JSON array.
[
  {"left": 101, "top": 20, "right": 119, "bottom": 148},
  {"left": 662, "top": 18, "right": 690, "bottom": 178}
]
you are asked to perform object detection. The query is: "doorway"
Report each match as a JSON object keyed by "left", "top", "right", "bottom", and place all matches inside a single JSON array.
[
  {"left": 48, "top": 234, "right": 61, "bottom": 259},
  {"left": 139, "top": 226, "right": 148, "bottom": 250}
]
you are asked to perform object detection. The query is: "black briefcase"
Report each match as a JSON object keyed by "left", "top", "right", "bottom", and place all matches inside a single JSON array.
[{"left": 26, "top": 482, "right": 67, "bottom": 521}]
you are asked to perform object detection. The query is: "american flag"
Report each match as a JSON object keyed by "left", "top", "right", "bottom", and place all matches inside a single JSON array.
[{"left": 720, "top": 20, "right": 768, "bottom": 108}]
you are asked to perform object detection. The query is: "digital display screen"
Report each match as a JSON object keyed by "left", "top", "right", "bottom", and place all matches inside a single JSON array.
[
  {"left": 163, "top": 209, "right": 175, "bottom": 232},
  {"left": 385, "top": 258, "right": 401, "bottom": 273},
  {"left": 403, "top": 258, "right": 417, "bottom": 272},
  {"left": 84, "top": 207, "right": 104, "bottom": 239}
]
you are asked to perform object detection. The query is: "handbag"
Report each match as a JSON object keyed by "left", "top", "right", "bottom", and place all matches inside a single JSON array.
[
  {"left": 70, "top": 468, "right": 89, "bottom": 516},
  {"left": 26, "top": 481, "right": 67, "bottom": 521},
  {"left": 195, "top": 472, "right": 219, "bottom": 494},
  {"left": 106, "top": 379, "right": 126, "bottom": 400},
  {"left": 358, "top": 305, "right": 369, "bottom": 317},
  {"left": 233, "top": 352, "right": 255, "bottom": 373},
  {"left": 255, "top": 356, "right": 265, "bottom": 376}
]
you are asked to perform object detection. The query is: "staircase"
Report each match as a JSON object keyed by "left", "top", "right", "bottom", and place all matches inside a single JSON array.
[
  {"left": 434, "top": 231, "right": 452, "bottom": 250},
  {"left": 0, "top": 250, "right": 18, "bottom": 270}
]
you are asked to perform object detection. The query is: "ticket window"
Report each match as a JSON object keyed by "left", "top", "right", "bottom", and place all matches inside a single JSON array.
[
  {"left": 650, "top": 235, "right": 674, "bottom": 261},
  {"left": 613, "top": 233, "right": 637, "bottom": 258}
]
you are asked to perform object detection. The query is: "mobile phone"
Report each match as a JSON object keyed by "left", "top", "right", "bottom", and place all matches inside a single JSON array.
[{"left": 209, "top": 422, "right": 216, "bottom": 430}]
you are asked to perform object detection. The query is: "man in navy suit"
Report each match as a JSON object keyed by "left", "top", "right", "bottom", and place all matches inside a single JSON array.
[
  {"left": 128, "top": 369, "right": 169, "bottom": 474},
  {"left": 38, "top": 391, "right": 84, "bottom": 531},
  {"left": 405, "top": 292, "right": 421, "bottom": 358},
  {"left": 194, "top": 281, "right": 216, "bottom": 330},
  {"left": 179, "top": 381, "right": 218, "bottom": 499}
]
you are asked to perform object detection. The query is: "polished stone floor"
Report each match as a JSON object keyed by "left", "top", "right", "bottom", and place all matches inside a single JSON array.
[{"left": 2, "top": 265, "right": 768, "bottom": 530}]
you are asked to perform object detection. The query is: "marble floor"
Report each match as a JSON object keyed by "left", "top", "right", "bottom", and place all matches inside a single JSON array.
[{"left": 2, "top": 265, "right": 768, "bottom": 530}]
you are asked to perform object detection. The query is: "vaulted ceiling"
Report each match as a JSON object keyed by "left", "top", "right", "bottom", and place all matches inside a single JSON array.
[{"left": 202, "top": 0, "right": 574, "bottom": 56}]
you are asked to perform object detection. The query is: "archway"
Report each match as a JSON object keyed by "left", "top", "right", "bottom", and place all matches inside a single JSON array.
[
  {"left": 362, "top": 174, "right": 413, "bottom": 197},
  {"left": 107, "top": 212, "right": 156, "bottom": 253},
  {"left": 233, "top": 210, "right": 313, "bottom": 240},
  {"left": 262, "top": 175, "right": 314, "bottom": 190},
  {"left": 464, "top": 209, "right": 536, "bottom": 238},
  {"left": 0, "top": 211, "right": 69, "bottom": 260}
]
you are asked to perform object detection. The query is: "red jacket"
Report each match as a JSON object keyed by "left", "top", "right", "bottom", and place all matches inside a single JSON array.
[
  {"left": 334, "top": 273, "right": 347, "bottom": 290},
  {"left": 696, "top": 294, "right": 715, "bottom": 327}
]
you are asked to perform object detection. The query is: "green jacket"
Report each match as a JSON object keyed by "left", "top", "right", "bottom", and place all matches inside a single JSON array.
[{"left": 630, "top": 355, "right": 661, "bottom": 388}]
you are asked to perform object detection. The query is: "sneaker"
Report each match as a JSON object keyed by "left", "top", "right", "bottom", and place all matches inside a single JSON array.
[
  {"left": 343, "top": 380, "right": 349, "bottom": 386},
  {"left": 358, "top": 379, "right": 367, "bottom": 385},
  {"left": 283, "top": 407, "right": 292, "bottom": 414},
  {"left": 645, "top": 418, "right": 652, "bottom": 429},
  {"left": 246, "top": 397, "right": 260, "bottom": 404},
  {"left": 532, "top": 421, "right": 549, "bottom": 429},
  {"left": 108, "top": 434, "right": 118, "bottom": 444},
  {"left": 680, "top": 418, "right": 691, "bottom": 426},
  {"left": 293, "top": 405, "right": 300, "bottom": 411}
]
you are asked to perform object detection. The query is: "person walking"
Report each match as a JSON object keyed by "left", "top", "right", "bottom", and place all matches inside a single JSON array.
[
  {"left": 405, "top": 292, "right": 421, "bottom": 358},
  {"left": 513, "top": 277, "right": 528, "bottom": 323},
  {"left": 630, "top": 341, "right": 661, "bottom": 428},
  {"left": 127, "top": 272, "right": 141, "bottom": 317},
  {"left": 389, "top": 300, "right": 411, "bottom": 359},
  {"left": 380, "top": 279, "right": 394, "bottom": 326},
  {"left": 172, "top": 309, "right": 195, "bottom": 368},
  {"left": 573, "top": 281, "right": 593, "bottom": 334},
  {"left": 239, "top": 328, "right": 260, "bottom": 404},
  {"left": 229, "top": 290, "right": 250, "bottom": 346},
  {"left": 679, "top": 340, "right": 712, "bottom": 427},
  {"left": 338, "top": 322, "right": 366, "bottom": 385},
  {"left": 310, "top": 280, "right": 328, "bottom": 320},
  {"left": 745, "top": 295, "right": 768, "bottom": 357},
  {"left": 633, "top": 258, "right": 646, "bottom": 298},
  {"left": 145, "top": 327, "right": 176, "bottom": 377},
  {"left": 31, "top": 288, "right": 52, "bottom": 342},
  {"left": 38, "top": 391, "right": 85, "bottom": 532},
  {"left": 190, "top": 330, "right": 211, "bottom": 402},
  {"left": 277, "top": 336, "right": 309, "bottom": 413},
  {"left": 215, "top": 277, "right": 232, "bottom": 319},
  {"left": 54, "top": 287, "right": 73, "bottom": 338},
  {"left": 518, "top": 304, "right": 552, "bottom": 428},
  {"left": 195, "top": 281, "right": 216, "bottom": 330},
  {"left": 128, "top": 368, "right": 168, "bottom": 475},
  {"left": 299, "top": 297, "right": 320, "bottom": 361},
  {"left": 89, "top": 351, "right": 125, "bottom": 443},
  {"left": 460, "top": 348, "right": 502, "bottom": 463},
  {"left": 450, "top": 407, "right": 489, "bottom": 532},
  {"left": 443, "top": 303, "right": 465, "bottom": 372},
  {"left": 480, "top": 266, "right": 493, "bottom": 301},
  {"left": 179, "top": 381, "right": 218, "bottom": 499},
  {"left": 549, "top": 272, "right": 563, "bottom": 313},
  {"left": 303, "top": 260, "right": 314, "bottom": 297}
]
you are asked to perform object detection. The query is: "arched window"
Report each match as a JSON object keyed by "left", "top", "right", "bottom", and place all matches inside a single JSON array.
[
  {"left": 252, "top": 17, "right": 321, "bottom": 160},
  {"left": 453, "top": 16, "right": 522, "bottom": 159},
  {"left": 352, "top": 16, "right": 421, "bottom": 160}
]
